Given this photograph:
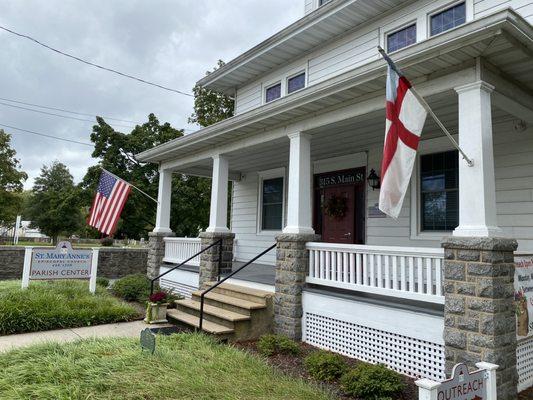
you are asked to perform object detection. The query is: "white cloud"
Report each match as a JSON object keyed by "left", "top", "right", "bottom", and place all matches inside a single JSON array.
[{"left": 0, "top": 0, "right": 302, "bottom": 188}]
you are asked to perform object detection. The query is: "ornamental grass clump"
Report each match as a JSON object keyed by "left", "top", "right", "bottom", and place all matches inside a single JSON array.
[
  {"left": 340, "top": 363, "right": 405, "bottom": 399},
  {"left": 0, "top": 280, "right": 138, "bottom": 335},
  {"left": 304, "top": 349, "right": 347, "bottom": 382},
  {"left": 257, "top": 334, "right": 301, "bottom": 357}
]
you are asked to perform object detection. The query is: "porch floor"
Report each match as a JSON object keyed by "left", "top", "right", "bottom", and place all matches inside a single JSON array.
[{"left": 168, "top": 261, "right": 275, "bottom": 286}]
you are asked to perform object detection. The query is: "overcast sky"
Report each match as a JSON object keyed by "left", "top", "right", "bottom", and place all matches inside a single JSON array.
[{"left": 0, "top": 1, "right": 302, "bottom": 189}]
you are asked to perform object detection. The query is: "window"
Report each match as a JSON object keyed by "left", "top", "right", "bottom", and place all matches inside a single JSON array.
[
  {"left": 430, "top": 3, "right": 466, "bottom": 36},
  {"left": 387, "top": 24, "right": 416, "bottom": 53},
  {"left": 261, "top": 177, "right": 284, "bottom": 230},
  {"left": 287, "top": 72, "right": 305, "bottom": 94},
  {"left": 265, "top": 83, "right": 281, "bottom": 103},
  {"left": 420, "top": 151, "right": 459, "bottom": 231},
  {"left": 319, "top": 0, "right": 331, "bottom": 6}
]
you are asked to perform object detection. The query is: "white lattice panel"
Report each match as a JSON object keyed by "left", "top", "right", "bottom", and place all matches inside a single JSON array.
[
  {"left": 304, "top": 312, "right": 446, "bottom": 381},
  {"left": 518, "top": 336, "right": 533, "bottom": 392}
]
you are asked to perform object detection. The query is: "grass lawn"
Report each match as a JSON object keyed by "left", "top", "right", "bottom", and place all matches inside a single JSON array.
[
  {"left": 0, "top": 333, "right": 332, "bottom": 400},
  {"left": 0, "top": 280, "right": 139, "bottom": 335}
]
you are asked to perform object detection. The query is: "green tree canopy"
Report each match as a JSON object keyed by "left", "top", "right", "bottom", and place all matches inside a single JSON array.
[
  {"left": 27, "top": 161, "right": 83, "bottom": 243},
  {"left": 81, "top": 114, "right": 211, "bottom": 239},
  {"left": 189, "top": 60, "right": 235, "bottom": 128},
  {"left": 0, "top": 130, "right": 28, "bottom": 224}
]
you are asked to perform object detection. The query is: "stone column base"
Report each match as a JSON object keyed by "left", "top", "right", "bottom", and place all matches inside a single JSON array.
[
  {"left": 147, "top": 231, "right": 175, "bottom": 280},
  {"left": 274, "top": 233, "right": 320, "bottom": 340},
  {"left": 199, "top": 231, "right": 235, "bottom": 289},
  {"left": 442, "top": 236, "right": 518, "bottom": 400}
]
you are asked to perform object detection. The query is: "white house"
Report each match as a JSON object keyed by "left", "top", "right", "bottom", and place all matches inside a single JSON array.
[{"left": 138, "top": 1, "right": 533, "bottom": 397}]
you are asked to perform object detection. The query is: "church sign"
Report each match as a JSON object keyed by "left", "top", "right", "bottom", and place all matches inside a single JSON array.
[
  {"left": 416, "top": 362, "right": 497, "bottom": 400},
  {"left": 21, "top": 241, "right": 99, "bottom": 293},
  {"left": 515, "top": 255, "right": 533, "bottom": 339}
]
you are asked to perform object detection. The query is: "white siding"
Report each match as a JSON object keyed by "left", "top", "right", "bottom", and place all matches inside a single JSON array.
[
  {"left": 231, "top": 172, "right": 280, "bottom": 265},
  {"left": 475, "top": 0, "right": 533, "bottom": 22},
  {"left": 235, "top": 82, "right": 262, "bottom": 114},
  {"left": 304, "top": 0, "right": 314, "bottom": 15}
]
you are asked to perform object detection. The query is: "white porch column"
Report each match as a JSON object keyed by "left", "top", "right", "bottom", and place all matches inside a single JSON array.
[
  {"left": 453, "top": 81, "right": 502, "bottom": 237},
  {"left": 206, "top": 154, "right": 230, "bottom": 233},
  {"left": 153, "top": 167, "right": 173, "bottom": 234},
  {"left": 283, "top": 132, "right": 314, "bottom": 234}
]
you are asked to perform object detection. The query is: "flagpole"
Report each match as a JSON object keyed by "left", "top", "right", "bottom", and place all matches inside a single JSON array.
[
  {"left": 377, "top": 46, "right": 474, "bottom": 167},
  {"left": 99, "top": 167, "right": 159, "bottom": 204}
]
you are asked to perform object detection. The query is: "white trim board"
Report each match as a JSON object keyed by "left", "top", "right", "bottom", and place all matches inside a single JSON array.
[{"left": 313, "top": 152, "right": 367, "bottom": 174}]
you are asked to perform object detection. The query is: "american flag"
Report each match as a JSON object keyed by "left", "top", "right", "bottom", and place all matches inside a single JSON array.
[{"left": 87, "top": 170, "right": 131, "bottom": 235}]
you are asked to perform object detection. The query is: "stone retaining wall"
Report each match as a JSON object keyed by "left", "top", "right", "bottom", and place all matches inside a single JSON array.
[{"left": 0, "top": 247, "right": 148, "bottom": 280}]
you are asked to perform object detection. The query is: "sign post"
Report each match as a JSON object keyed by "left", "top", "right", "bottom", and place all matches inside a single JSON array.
[
  {"left": 416, "top": 362, "right": 498, "bottom": 400},
  {"left": 21, "top": 241, "right": 98, "bottom": 293}
]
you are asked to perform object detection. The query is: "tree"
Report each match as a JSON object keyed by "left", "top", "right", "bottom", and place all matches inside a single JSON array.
[
  {"left": 81, "top": 114, "right": 212, "bottom": 239},
  {"left": 27, "top": 162, "right": 83, "bottom": 243},
  {"left": 189, "top": 60, "right": 235, "bottom": 128},
  {"left": 0, "top": 130, "right": 28, "bottom": 225}
]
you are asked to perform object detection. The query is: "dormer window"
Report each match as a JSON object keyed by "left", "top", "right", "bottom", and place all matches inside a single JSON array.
[
  {"left": 430, "top": 2, "right": 466, "bottom": 36},
  {"left": 387, "top": 24, "right": 416, "bottom": 53},
  {"left": 265, "top": 83, "right": 282, "bottom": 103},
  {"left": 287, "top": 72, "right": 306, "bottom": 94}
]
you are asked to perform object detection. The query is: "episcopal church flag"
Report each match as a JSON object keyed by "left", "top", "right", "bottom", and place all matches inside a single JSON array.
[
  {"left": 87, "top": 170, "right": 131, "bottom": 235},
  {"left": 379, "top": 58, "right": 427, "bottom": 218}
]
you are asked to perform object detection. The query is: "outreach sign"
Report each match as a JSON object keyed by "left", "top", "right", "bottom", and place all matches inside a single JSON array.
[
  {"left": 21, "top": 241, "right": 99, "bottom": 293},
  {"left": 515, "top": 255, "right": 533, "bottom": 339},
  {"left": 416, "top": 362, "right": 497, "bottom": 400}
]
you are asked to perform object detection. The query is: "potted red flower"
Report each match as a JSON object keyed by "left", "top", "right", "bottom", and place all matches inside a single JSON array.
[{"left": 144, "top": 291, "right": 169, "bottom": 324}]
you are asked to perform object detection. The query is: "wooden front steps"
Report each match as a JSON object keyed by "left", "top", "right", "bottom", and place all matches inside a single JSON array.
[{"left": 166, "top": 282, "right": 274, "bottom": 341}]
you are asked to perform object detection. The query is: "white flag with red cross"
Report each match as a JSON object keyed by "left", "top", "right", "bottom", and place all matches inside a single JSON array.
[{"left": 379, "top": 63, "right": 427, "bottom": 219}]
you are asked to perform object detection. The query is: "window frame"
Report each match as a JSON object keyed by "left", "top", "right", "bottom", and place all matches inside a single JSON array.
[
  {"left": 262, "top": 64, "right": 307, "bottom": 105},
  {"left": 286, "top": 71, "right": 306, "bottom": 95},
  {"left": 257, "top": 168, "right": 286, "bottom": 234},
  {"left": 318, "top": 0, "right": 332, "bottom": 7},
  {"left": 410, "top": 136, "right": 459, "bottom": 240},
  {"left": 428, "top": 1, "right": 467, "bottom": 37},
  {"left": 385, "top": 22, "right": 418, "bottom": 53},
  {"left": 265, "top": 81, "right": 282, "bottom": 104}
]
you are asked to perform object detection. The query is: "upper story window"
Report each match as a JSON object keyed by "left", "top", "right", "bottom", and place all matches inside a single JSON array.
[
  {"left": 265, "top": 83, "right": 281, "bottom": 103},
  {"left": 430, "top": 2, "right": 466, "bottom": 36},
  {"left": 261, "top": 177, "right": 284, "bottom": 230},
  {"left": 319, "top": 0, "right": 332, "bottom": 6},
  {"left": 287, "top": 72, "right": 306, "bottom": 94},
  {"left": 420, "top": 150, "right": 459, "bottom": 231},
  {"left": 387, "top": 24, "right": 416, "bottom": 53}
]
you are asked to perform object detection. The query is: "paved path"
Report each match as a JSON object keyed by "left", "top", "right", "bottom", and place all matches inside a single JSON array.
[{"left": 0, "top": 320, "right": 173, "bottom": 353}]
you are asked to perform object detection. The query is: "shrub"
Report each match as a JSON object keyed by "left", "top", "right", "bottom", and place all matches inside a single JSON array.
[
  {"left": 257, "top": 334, "right": 301, "bottom": 357},
  {"left": 112, "top": 274, "right": 151, "bottom": 302},
  {"left": 340, "top": 363, "right": 405, "bottom": 399},
  {"left": 100, "top": 237, "right": 114, "bottom": 246},
  {"left": 304, "top": 350, "right": 347, "bottom": 382},
  {"left": 149, "top": 291, "right": 168, "bottom": 304},
  {"left": 96, "top": 277, "right": 110, "bottom": 288}
]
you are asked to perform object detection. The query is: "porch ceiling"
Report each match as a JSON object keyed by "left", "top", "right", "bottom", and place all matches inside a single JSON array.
[{"left": 137, "top": 10, "right": 533, "bottom": 169}]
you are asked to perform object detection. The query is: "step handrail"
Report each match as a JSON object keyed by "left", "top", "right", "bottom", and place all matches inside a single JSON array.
[
  {"left": 150, "top": 239, "right": 222, "bottom": 296},
  {"left": 198, "top": 243, "right": 276, "bottom": 331}
]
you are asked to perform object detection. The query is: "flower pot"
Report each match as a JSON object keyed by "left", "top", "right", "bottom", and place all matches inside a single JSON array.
[{"left": 144, "top": 302, "right": 169, "bottom": 324}]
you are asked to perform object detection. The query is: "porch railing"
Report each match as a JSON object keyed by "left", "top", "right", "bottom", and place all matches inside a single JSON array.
[
  {"left": 163, "top": 237, "right": 202, "bottom": 266},
  {"left": 306, "top": 242, "right": 444, "bottom": 304}
]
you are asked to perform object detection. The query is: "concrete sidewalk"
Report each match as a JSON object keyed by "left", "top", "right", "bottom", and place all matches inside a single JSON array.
[{"left": 0, "top": 320, "right": 173, "bottom": 353}]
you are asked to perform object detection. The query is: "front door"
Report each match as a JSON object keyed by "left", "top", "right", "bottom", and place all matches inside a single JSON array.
[
  {"left": 322, "top": 185, "right": 355, "bottom": 243},
  {"left": 314, "top": 168, "right": 366, "bottom": 244}
]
